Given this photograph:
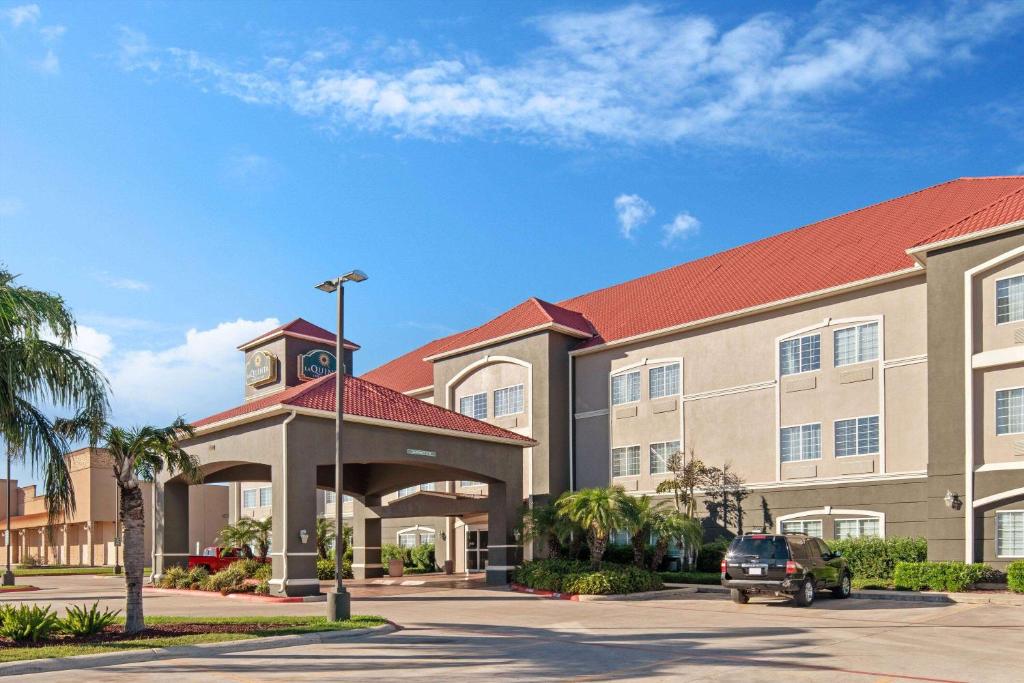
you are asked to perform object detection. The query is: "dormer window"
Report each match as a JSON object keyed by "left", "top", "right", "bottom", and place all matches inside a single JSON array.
[
  {"left": 459, "top": 392, "right": 487, "bottom": 420},
  {"left": 996, "top": 275, "right": 1024, "bottom": 324},
  {"left": 780, "top": 334, "right": 820, "bottom": 376}
]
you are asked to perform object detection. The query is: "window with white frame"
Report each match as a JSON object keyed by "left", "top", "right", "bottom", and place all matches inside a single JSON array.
[
  {"left": 397, "top": 486, "right": 417, "bottom": 498},
  {"left": 324, "top": 491, "right": 336, "bottom": 505},
  {"left": 834, "top": 322, "right": 879, "bottom": 367},
  {"left": 834, "top": 518, "right": 881, "bottom": 540},
  {"left": 259, "top": 486, "right": 272, "bottom": 507},
  {"left": 420, "top": 482, "right": 436, "bottom": 492},
  {"left": 779, "top": 334, "right": 820, "bottom": 376},
  {"left": 996, "top": 275, "right": 1024, "bottom": 324},
  {"left": 780, "top": 423, "right": 821, "bottom": 462},
  {"left": 835, "top": 416, "right": 880, "bottom": 456},
  {"left": 397, "top": 528, "right": 435, "bottom": 548},
  {"left": 242, "top": 489, "right": 257, "bottom": 508},
  {"left": 459, "top": 393, "right": 487, "bottom": 420},
  {"left": 780, "top": 519, "right": 822, "bottom": 537},
  {"left": 996, "top": 511, "right": 1024, "bottom": 557},
  {"left": 460, "top": 480, "right": 481, "bottom": 487},
  {"left": 612, "top": 446, "right": 641, "bottom": 477},
  {"left": 397, "top": 532, "right": 418, "bottom": 548},
  {"left": 493, "top": 384, "right": 524, "bottom": 417},
  {"left": 611, "top": 371, "right": 641, "bottom": 405},
  {"left": 609, "top": 529, "right": 630, "bottom": 545},
  {"left": 649, "top": 441, "right": 680, "bottom": 475},
  {"left": 996, "top": 388, "right": 1024, "bottom": 435},
  {"left": 649, "top": 363, "right": 680, "bottom": 399}
]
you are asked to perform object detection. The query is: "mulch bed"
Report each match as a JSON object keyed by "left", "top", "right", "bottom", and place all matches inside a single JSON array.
[{"left": 0, "top": 622, "right": 291, "bottom": 649}]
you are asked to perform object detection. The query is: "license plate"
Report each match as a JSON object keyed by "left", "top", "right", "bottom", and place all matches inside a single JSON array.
[{"left": 746, "top": 567, "right": 764, "bottom": 576}]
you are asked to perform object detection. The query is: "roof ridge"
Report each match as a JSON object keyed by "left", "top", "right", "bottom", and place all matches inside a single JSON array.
[
  {"left": 915, "top": 182, "right": 1024, "bottom": 248},
  {"left": 527, "top": 296, "right": 554, "bottom": 321}
]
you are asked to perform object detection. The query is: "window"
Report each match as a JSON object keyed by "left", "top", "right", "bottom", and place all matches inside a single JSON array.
[
  {"left": 397, "top": 486, "right": 417, "bottom": 498},
  {"left": 780, "top": 334, "right": 820, "bottom": 376},
  {"left": 612, "top": 446, "right": 641, "bottom": 477},
  {"left": 780, "top": 519, "right": 822, "bottom": 537},
  {"left": 242, "top": 489, "right": 257, "bottom": 508},
  {"left": 996, "top": 275, "right": 1024, "bottom": 324},
  {"left": 609, "top": 529, "right": 630, "bottom": 545},
  {"left": 342, "top": 495, "right": 351, "bottom": 503},
  {"left": 398, "top": 528, "right": 435, "bottom": 548},
  {"left": 420, "top": 531, "right": 436, "bottom": 545},
  {"left": 460, "top": 480, "right": 481, "bottom": 487},
  {"left": 780, "top": 423, "right": 821, "bottom": 462},
  {"left": 259, "top": 486, "right": 272, "bottom": 507},
  {"left": 649, "top": 363, "right": 680, "bottom": 399},
  {"left": 493, "top": 384, "right": 524, "bottom": 417},
  {"left": 835, "top": 416, "right": 880, "bottom": 456},
  {"left": 420, "top": 482, "right": 436, "bottom": 492},
  {"left": 459, "top": 393, "right": 487, "bottom": 420},
  {"left": 611, "top": 371, "right": 640, "bottom": 405},
  {"left": 834, "top": 518, "right": 881, "bottom": 540},
  {"left": 325, "top": 491, "right": 336, "bottom": 505},
  {"left": 996, "top": 511, "right": 1024, "bottom": 557},
  {"left": 649, "top": 441, "right": 680, "bottom": 475},
  {"left": 996, "top": 388, "right": 1024, "bottom": 435},
  {"left": 834, "top": 322, "right": 879, "bottom": 367},
  {"left": 398, "top": 532, "right": 417, "bottom": 548}
]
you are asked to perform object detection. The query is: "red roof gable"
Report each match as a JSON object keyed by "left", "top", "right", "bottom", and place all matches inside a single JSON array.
[
  {"left": 364, "top": 176, "right": 1024, "bottom": 393},
  {"left": 191, "top": 373, "right": 532, "bottom": 443},
  {"left": 238, "top": 318, "right": 360, "bottom": 351}
]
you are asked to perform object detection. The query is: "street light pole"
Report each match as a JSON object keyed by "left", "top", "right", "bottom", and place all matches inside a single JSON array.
[
  {"left": 3, "top": 447, "right": 14, "bottom": 586},
  {"left": 113, "top": 479, "right": 122, "bottom": 575},
  {"left": 316, "top": 269, "right": 367, "bottom": 622}
]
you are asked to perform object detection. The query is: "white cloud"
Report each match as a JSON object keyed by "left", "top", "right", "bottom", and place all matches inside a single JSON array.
[
  {"left": 35, "top": 49, "right": 59, "bottom": 74},
  {"left": 39, "top": 24, "right": 65, "bottom": 43},
  {"left": 614, "top": 193, "right": 655, "bottom": 238},
  {"left": 69, "top": 325, "right": 115, "bottom": 364},
  {"left": 114, "top": 2, "right": 1024, "bottom": 147},
  {"left": 96, "top": 272, "right": 150, "bottom": 291},
  {"left": 661, "top": 212, "right": 701, "bottom": 246},
  {"left": 4, "top": 4, "right": 39, "bottom": 28},
  {"left": 0, "top": 197, "right": 23, "bottom": 216}
]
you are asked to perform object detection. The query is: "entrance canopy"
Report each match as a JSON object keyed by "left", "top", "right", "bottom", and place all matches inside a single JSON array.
[{"left": 154, "top": 373, "right": 533, "bottom": 594}]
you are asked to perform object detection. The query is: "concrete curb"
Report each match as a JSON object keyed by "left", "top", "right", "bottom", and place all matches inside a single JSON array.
[
  {"left": 144, "top": 587, "right": 326, "bottom": 603},
  {"left": 0, "top": 622, "right": 396, "bottom": 677},
  {"left": 672, "top": 583, "right": 1024, "bottom": 606},
  {"left": 576, "top": 587, "right": 699, "bottom": 602}
]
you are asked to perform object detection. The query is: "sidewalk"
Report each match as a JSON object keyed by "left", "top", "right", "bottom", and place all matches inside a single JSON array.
[{"left": 675, "top": 583, "right": 1024, "bottom": 606}]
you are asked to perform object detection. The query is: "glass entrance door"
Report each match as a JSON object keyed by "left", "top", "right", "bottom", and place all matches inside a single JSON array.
[{"left": 466, "top": 529, "right": 488, "bottom": 571}]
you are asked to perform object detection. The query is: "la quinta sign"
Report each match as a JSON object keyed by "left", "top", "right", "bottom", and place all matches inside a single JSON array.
[
  {"left": 245, "top": 351, "right": 279, "bottom": 388},
  {"left": 298, "top": 349, "right": 337, "bottom": 381}
]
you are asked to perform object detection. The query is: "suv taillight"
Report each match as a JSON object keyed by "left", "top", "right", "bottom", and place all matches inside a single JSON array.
[
  {"left": 720, "top": 558, "right": 727, "bottom": 573},
  {"left": 785, "top": 560, "right": 800, "bottom": 574}
]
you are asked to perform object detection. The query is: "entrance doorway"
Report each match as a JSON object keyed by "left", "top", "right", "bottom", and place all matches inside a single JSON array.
[{"left": 466, "top": 528, "right": 488, "bottom": 572}]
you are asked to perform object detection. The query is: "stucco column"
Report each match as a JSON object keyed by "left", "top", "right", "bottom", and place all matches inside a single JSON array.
[
  {"left": 228, "top": 482, "right": 241, "bottom": 525},
  {"left": 153, "top": 481, "right": 190, "bottom": 580},
  {"left": 269, "top": 461, "right": 319, "bottom": 597},
  {"left": 85, "top": 523, "right": 93, "bottom": 565},
  {"left": 486, "top": 480, "right": 523, "bottom": 586},
  {"left": 352, "top": 495, "right": 382, "bottom": 579},
  {"left": 62, "top": 525, "right": 69, "bottom": 566}
]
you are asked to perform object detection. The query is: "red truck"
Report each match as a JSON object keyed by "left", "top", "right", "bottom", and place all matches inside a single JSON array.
[{"left": 187, "top": 547, "right": 267, "bottom": 573}]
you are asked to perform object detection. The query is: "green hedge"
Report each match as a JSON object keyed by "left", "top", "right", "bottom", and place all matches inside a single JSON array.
[
  {"left": 695, "top": 539, "right": 730, "bottom": 573},
  {"left": 826, "top": 537, "right": 927, "bottom": 579},
  {"left": 410, "top": 543, "right": 435, "bottom": 570},
  {"left": 1008, "top": 560, "right": 1024, "bottom": 594},
  {"left": 892, "top": 562, "right": 990, "bottom": 592},
  {"left": 316, "top": 557, "right": 353, "bottom": 580},
  {"left": 513, "top": 559, "right": 662, "bottom": 595}
]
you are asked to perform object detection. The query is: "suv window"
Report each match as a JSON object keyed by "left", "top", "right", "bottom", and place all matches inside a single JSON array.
[
  {"left": 728, "top": 536, "right": 790, "bottom": 560},
  {"left": 813, "top": 539, "right": 831, "bottom": 558},
  {"left": 789, "top": 537, "right": 814, "bottom": 561}
]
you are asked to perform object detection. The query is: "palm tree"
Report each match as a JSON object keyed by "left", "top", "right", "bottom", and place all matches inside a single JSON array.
[
  {"left": 650, "top": 510, "right": 704, "bottom": 572},
  {"left": 0, "top": 267, "right": 108, "bottom": 526},
  {"left": 617, "top": 494, "right": 664, "bottom": 568},
  {"left": 242, "top": 516, "right": 272, "bottom": 561},
  {"left": 517, "top": 502, "right": 577, "bottom": 559},
  {"left": 555, "top": 486, "right": 624, "bottom": 568},
  {"left": 217, "top": 519, "right": 255, "bottom": 559},
  {"left": 57, "top": 415, "right": 200, "bottom": 634},
  {"left": 316, "top": 516, "right": 336, "bottom": 560}
]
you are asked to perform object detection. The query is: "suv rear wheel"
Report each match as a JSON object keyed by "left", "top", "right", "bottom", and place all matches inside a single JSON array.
[
  {"left": 730, "top": 589, "right": 749, "bottom": 604},
  {"left": 793, "top": 578, "right": 815, "bottom": 607},
  {"left": 832, "top": 573, "right": 852, "bottom": 599}
]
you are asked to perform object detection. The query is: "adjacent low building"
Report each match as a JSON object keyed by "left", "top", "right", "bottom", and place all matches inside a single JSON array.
[{"left": 0, "top": 447, "right": 228, "bottom": 567}]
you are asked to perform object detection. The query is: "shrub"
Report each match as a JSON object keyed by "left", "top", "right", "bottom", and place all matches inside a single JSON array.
[
  {"left": 233, "top": 559, "right": 267, "bottom": 578},
  {"left": 1008, "top": 560, "right": 1024, "bottom": 594},
  {"left": 203, "top": 563, "right": 249, "bottom": 593},
  {"left": 381, "top": 544, "right": 410, "bottom": 569},
  {"left": 59, "top": 602, "right": 121, "bottom": 637},
  {"left": 827, "top": 537, "right": 927, "bottom": 580},
  {"left": 410, "top": 543, "right": 435, "bottom": 570},
  {"left": 18, "top": 556, "right": 41, "bottom": 569},
  {"left": 185, "top": 566, "right": 209, "bottom": 589},
  {"left": 513, "top": 559, "right": 661, "bottom": 595},
  {"left": 158, "top": 566, "right": 188, "bottom": 589},
  {"left": 0, "top": 604, "right": 60, "bottom": 642},
  {"left": 317, "top": 557, "right": 353, "bottom": 580},
  {"left": 254, "top": 580, "right": 270, "bottom": 595},
  {"left": 251, "top": 563, "right": 272, "bottom": 581},
  {"left": 893, "top": 562, "right": 990, "bottom": 592},
  {"left": 695, "top": 539, "right": 730, "bottom": 573}
]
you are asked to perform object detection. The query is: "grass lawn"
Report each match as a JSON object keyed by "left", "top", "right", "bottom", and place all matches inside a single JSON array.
[
  {"left": 657, "top": 571, "right": 722, "bottom": 585},
  {"left": 0, "top": 615, "right": 386, "bottom": 663},
  {"left": 13, "top": 566, "right": 152, "bottom": 577}
]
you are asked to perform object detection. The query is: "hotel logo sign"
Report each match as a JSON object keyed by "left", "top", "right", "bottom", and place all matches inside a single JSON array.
[
  {"left": 298, "top": 349, "right": 337, "bottom": 381},
  {"left": 245, "top": 351, "right": 279, "bottom": 388}
]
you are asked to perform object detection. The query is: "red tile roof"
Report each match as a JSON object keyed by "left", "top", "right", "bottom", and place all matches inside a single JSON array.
[
  {"left": 364, "top": 177, "right": 1024, "bottom": 393},
  {"left": 191, "top": 373, "right": 533, "bottom": 443},
  {"left": 238, "top": 318, "right": 360, "bottom": 351}
]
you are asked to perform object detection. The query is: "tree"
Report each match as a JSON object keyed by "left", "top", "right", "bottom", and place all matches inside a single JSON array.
[
  {"left": 217, "top": 517, "right": 272, "bottom": 560},
  {"left": 649, "top": 510, "right": 704, "bottom": 572},
  {"left": 516, "top": 501, "right": 578, "bottom": 559},
  {"left": 555, "top": 486, "right": 625, "bottom": 568},
  {"left": 655, "top": 447, "right": 706, "bottom": 518},
  {"left": 217, "top": 520, "right": 255, "bottom": 559},
  {"left": 703, "top": 462, "right": 748, "bottom": 534},
  {"left": 57, "top": 415, "right": 200, "bottom": 634},
  {"left": 616, "top": 494, "right": 662, "bottom": 568},
  {"left": 316, "top": 516, "right": 336, "bottom": 561},
  {"left": 0, "top": 267, "right": 108, "bottom": 524}
]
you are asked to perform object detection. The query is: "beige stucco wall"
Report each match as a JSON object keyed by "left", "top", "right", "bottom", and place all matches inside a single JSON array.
[{"left": 976, "top": 253, "right": 1024, "bottom": 352}]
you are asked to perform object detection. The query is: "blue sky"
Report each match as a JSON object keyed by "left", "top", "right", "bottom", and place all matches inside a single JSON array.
[{"left": 1, "top": 1, "right": 1023, "bottom": 484}]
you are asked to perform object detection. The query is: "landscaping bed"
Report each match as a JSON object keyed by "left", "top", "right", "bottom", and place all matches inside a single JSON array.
[
  {"left": 13, "top": 566, "right": 151, "bottom": 577},
  {"left": 512, "top": 559, "right": 663, "bottom": 596}
]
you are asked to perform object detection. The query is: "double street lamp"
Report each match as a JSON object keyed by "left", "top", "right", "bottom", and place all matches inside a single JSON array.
[{"left": 315, "top": 269, "right": 367, "bottom": 622}]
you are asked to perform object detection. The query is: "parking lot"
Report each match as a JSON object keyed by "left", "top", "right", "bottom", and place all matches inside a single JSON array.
[{"left": 5, "top": 574, "right": 1023, "bottom": 681}]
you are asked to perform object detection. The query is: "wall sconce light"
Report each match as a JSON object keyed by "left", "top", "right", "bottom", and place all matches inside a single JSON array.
[
  {"left": 944, "top": 490, "right": 963, "bottom": 510},
  {"left": 439, "top": 531, "right": 447, "bottom": 542},
  {"left": 299, "top": 529, "right": 309, "bottom": 544}
]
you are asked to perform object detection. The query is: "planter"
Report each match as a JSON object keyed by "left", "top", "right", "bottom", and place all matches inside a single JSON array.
[{"left": 388, "top": 559, "right": 404, "bottom": 577}]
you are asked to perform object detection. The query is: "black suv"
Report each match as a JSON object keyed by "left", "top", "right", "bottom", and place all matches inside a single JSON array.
[{"left": 720, "top": 533, "right": 852, "bottom": 606}]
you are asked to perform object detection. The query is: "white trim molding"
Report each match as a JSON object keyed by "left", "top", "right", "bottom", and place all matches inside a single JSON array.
[
  {"left": 973, "top": 486, "right": 1024, "bottom": 509},
  {"left": 775, "top": 508, "right": 886, "bottom": 538},
  {"left": 976, "top": 461, "right": 1024, "bottom": 472}
]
